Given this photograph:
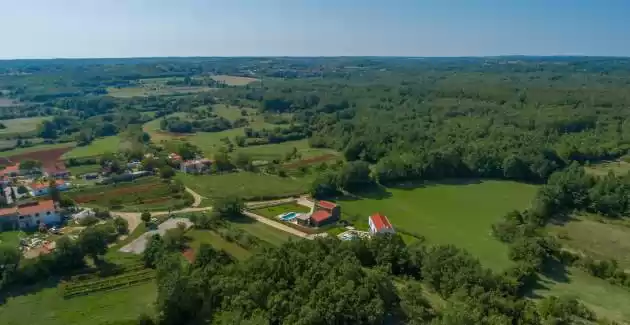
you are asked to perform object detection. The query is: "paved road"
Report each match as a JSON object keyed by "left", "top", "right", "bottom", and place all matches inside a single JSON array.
[{"left": 119, "top": 218, "right": 193, "bottom": 254}]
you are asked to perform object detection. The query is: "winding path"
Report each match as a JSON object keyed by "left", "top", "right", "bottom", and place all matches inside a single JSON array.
[{"left": 113, "top": 187, "right": 209, "bottom": 232}]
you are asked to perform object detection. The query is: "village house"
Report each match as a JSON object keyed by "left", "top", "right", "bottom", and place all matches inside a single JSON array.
[
  {"left": 44, "top": 165, "right": 70, "bottom": 179},
  {"left": 297, "top": 200, "right": 341, "bottom": 227},
  {"left": 368, "top": 213, "right": 395, "bottom": 235},
  {"left": 29, "top": 180, "right": 71, "bottom": 197},
  {"left": 0, "top": 200, "right": 61, "bottom": 230},
  {"left": 180, "top": 158, "right": 212, "bottom": 174},
  {"left": 0, "top": 164, "right": 21, "bottom": 178}
]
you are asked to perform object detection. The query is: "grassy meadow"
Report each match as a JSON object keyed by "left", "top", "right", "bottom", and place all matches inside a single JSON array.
[
  {"left": 336, "top": 179, "right": 538, "bottom": 270},
  {"left": 62, "top": 136, "right": 124, "bottom": 159},
  {"left": 0, "top": 116, "right": 50, "bottom": 135},
  {"left": 0, "top": 281, "right": 156, "bottom": 325},
  {"left": 548, "top": 215, "right": 630, "bottom": 269},
  {"left": 176, "top": 172, "right": 311, "bottom": 202},
  {"left": 229, "top": 218, "right": 298, "bottom": 246},
  {"left": 211, "top": 75, "right": 259, "bottom": 86},
  {"left": 186, "top": 229, "right": 252, "bottom": 260},
  {"left": 584, "top": 159, "right": 630, "bottom": 177},
  {"left": 533, "top": 267, "right": 630, "bottom": 323}
]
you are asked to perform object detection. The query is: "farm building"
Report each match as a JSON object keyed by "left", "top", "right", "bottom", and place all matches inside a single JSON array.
[
  {"left": 29, "top": 180, "right": 71, "bottom": 197},
  {"left": 0, "top": 200, "right": 61, "bottom": 230},
  {"left": 297, "top": 200, "right": 341, "bottom": 227},
  {"left": 368, "top": 213, "right": 395, "bottom": 235},
  {"left": 71, "top": 208, "right": 95, "bottom": 221},
  {"left": 181, "top": 158, "right": 212, "bottom": 174},
  {"left": 83, "top": 172, "right": 99, "bottom": 180}
]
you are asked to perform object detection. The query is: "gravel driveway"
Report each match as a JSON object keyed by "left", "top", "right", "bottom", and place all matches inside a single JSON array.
[{"left": 119, "top": 218, "right": 192, "bottom": 254}]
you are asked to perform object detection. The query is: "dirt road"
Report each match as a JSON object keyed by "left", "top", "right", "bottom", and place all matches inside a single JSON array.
[{"left": 113, "top": 187, "right": 208, "bottom": 232}]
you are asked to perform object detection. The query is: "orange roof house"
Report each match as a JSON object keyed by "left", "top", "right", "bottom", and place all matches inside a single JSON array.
[{"left": 368, "top": 213, "right": 395, "bottom": 234}]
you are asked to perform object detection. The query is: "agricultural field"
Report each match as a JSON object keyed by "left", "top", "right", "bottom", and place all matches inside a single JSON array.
[
  {"left": 0, "top": 142, "right": 74, "bottom": 159},
  {"left": 250, "top": 202, "right": 311, "bottom": 219},
  {"left": 533, "top": 267, "right": 630, "bottom": 323},
  {"left": 62, "top": 136, "right": 124, "bottom": 159},
  {"left": 0, "top": 281, "right": 156, "bottom": 325},
  {"left": 548, "top": 215, "right": 630, "bottom": 269},
  {"left": 336, "top": 180, "right": 538, "bottom": 270},
  {"left": 584, "top": 159, "right": 630, "bottom": 177},
  {"left": 176, "top": 172, "right": 311, "bottom": 201},
  {"left": 211, "top": 75, "right": 259, "bottom": 86},
  {"left": 67, "top": 177, "right": 192, "bottom": 211},
  {"left": 239, "top": 139, "right": 340, "bottom": 164},
  {"left": 0, "top": 116, "right": 50, "bottom": 135},
  {"left": 107, "top": 77, "right": 215, "bottom": 98}
]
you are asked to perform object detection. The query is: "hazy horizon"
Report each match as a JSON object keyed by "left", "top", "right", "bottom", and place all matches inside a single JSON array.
[{"left": 2, "top": 0, "right": 629, "bottom": 59}]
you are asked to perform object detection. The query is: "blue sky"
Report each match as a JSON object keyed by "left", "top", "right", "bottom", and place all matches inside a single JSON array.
[{"left": 1, "top": 0, "right": 629, "bottom": 58}]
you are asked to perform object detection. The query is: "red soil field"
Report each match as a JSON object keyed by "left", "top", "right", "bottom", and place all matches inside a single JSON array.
[
  {"left": 0, "top": 146, "right": 74, "bottom": 173},
  {"left": 283, "top": 154, "right": 337, "bottom": 169}
]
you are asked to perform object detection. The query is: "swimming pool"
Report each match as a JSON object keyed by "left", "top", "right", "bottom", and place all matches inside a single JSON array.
[{"left": 279, "top": 212, "right": 298, "bottom": 221}]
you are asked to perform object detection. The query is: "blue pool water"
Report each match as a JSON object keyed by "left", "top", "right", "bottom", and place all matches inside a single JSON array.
[{"left": 280, "top": 212, "right": 298, "bottom": 221}]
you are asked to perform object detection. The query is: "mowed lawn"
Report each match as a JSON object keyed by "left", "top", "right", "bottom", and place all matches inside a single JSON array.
[
  {"left": 251, "top": 202, "right": 311, "bottom": 219},
  {"left": 0, "top": 116, "right": 51, "bottom": 134},
  {"left": 337, "top": 180, "right": 538, "bottom": 269},
  {"left": 63, "top": 136, "right": 123, "bottom": 159},
  {"left": 0, "top": 282, "right": 156, "bottom": 325},
  {"left": 533, "top": 267, "right": 630, "bottom": 323},
  {"left": 176, "top": 172, "right": 311, "bottom": 201}
]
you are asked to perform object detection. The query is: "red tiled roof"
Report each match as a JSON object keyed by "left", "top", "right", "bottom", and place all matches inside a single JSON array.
[
  {"left": 0, "top": 164, "right": 19, "bottom": 176},
  {"left": 318, "top": 200, "right": 337, "bottom": 210},
  {"left": 0, "top": 200, "right": 56, "bottom": 217},
  {"left": 311, "top": 210, "right": 332, "bottom": 223},
  {"left": 18, "top": 200, "right": 56, "bottom": 215},
  {"left": 370, "top": 213, "right": 393, "bottom": 232}
]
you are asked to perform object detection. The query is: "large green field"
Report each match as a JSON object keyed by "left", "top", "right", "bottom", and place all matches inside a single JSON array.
[
  {"left": 337, "top": 180, "right": 538, "bottom": 270},
  {"left": 176, "top": 172, "right": 311, "bottom": 201},
  {"left": 63, "top": 136, "right": 124, "bottom": 159},
  {"left": 211, "top": 75, "right": 259, "bottom": 86},
  {"left": 187, "top": 229, "right": 252, "bottom": 260},
  {"left": 229, "top": 219, "right": 298, "bottom": 246},
  {"left": 0, "top": 281, "right": 156, "bottom": 325},
  {"left": 0, "top": 116, "right": 50, "bottom": 135}
]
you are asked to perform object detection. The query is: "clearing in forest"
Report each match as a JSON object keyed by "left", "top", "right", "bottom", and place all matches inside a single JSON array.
[
  {"left": 547, "top": 215, "right": 630, "bottom": 269},
  {"left": 0, "top": 116, "right": 50, "bottom": 135},
  {"left": 211, "top": 75, "right": 259, "bottom": 86},
  {"left": 336, "top": 179, "right": 538, "bottom": 270},
  {"left": 584, "top": 159, "right": 630, "bottom": 177}
]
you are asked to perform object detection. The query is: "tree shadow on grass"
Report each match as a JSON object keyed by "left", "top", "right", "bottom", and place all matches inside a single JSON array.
[
  {"left": 0, "top": 278, "right": 59, "bottom": 305},
  {"left": 339, "top": 185, "right": 393, "bottom": 202},
  {"left": 230, "top": 214, "right": 257, "bottom": 225},
  {"left": 526, "top": 258, "right": 572, "bottom": 299},
  {"left": 387, "top": 178, "right": 484, "bottom": 191}
]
